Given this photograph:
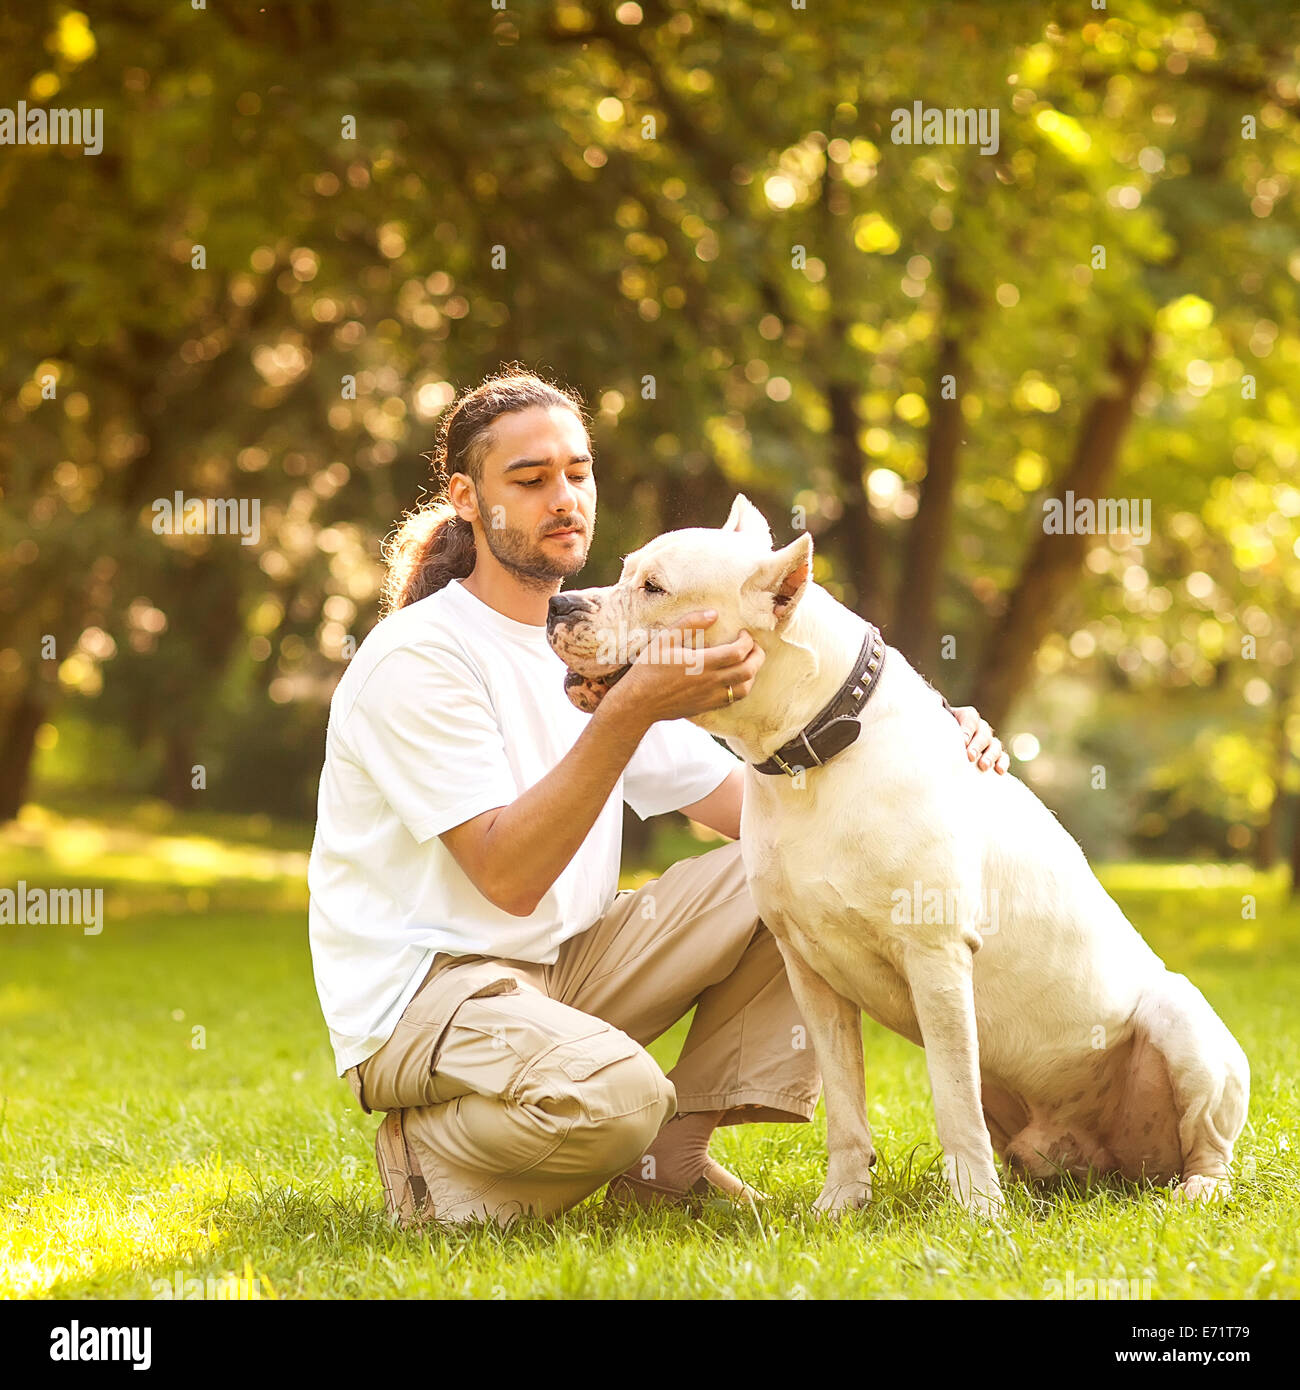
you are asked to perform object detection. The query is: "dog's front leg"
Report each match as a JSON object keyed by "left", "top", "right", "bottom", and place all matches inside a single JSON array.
[
  {"left": 902, "top": 939, "right": 1004, "bottom": 1218},
  {"left": 775, "top": 938, "right": 875, "bottom": 1216}
]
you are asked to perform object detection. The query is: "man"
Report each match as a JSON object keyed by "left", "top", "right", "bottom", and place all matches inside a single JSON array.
[{"left": 308, "top": 367, "right": 1008, "bottom": 1228}]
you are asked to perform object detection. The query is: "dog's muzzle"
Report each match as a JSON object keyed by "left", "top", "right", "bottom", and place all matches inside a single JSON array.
[{"left": 548, "top": 592, "right": 637, "bottom": 713}]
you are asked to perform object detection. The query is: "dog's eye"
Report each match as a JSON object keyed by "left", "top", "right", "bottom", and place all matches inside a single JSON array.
[{"left": 643, "top": 578, "right": 665, "bottom": 595}]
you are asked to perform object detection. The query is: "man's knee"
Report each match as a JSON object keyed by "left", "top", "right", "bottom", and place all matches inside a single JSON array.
[
  {"left": 585, "top": 1048, "right": 678, "bottom": 1172},
  {"left": 517, "top": 1033, "right": 677, "bottom": 1175}
]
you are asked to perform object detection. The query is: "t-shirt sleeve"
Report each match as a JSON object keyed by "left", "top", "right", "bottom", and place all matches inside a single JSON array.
[
  {"left": 622, "top": 718, "right": 742, "bottom": 821},
  {"left": 341, "top": 641, "right": 518, "bottom": 843}
]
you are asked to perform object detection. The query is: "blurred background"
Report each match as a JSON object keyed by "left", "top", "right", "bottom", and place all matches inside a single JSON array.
[{"left": 1, "top": 0, "right": 1298, "bottom": 877}]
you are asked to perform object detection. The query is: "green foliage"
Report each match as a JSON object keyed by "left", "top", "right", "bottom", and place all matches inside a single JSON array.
[{"left": 0, "top": 2, "right": 1296, "bottom": 853}]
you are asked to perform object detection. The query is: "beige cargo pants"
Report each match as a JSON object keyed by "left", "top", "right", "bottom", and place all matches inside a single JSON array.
[{"left": 346, "top": 839, "right": 821, "bottom": 1225}]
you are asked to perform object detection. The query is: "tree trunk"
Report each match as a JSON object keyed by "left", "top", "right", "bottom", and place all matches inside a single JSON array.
[
  {"left": 969, "top": 330, "right": 1154, "bottom": 726},
  {"left": 1257, "top": 674, "right": 1294, "bottom": 868},
  {"left": 824, "top": 377, "right": 885, "bottom": 620},
  {"left": 159, "top": 728, "right": 198, "bottom": 809},
  {"left": 893, "top": 260, "right": 972, "bottom": 674},
  {"left": 0, "top": 691, "right": 45, "bottom": 823},
  {"left": 0, "top": 606, "right": 82, "bottom": 823},
  {"left": 1290, "top": 794, "right": 1300, "bottom": 900},
  {"left": 621, "top": 803, "right": 655, "bottom": 871}
]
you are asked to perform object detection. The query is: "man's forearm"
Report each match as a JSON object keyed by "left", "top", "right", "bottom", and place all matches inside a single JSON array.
[
  {"left": 475, "top": 697, "right": 651, "bottom": 916},
  {"left": 457, "top": 614, "right": 762, "bottom": 916}
]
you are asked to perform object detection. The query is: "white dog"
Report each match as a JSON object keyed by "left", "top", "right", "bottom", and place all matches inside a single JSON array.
[{"left": 547, "top": 494, "right": 1249, "bottom": 1217}]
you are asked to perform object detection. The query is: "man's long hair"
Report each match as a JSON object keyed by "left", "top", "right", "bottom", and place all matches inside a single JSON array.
[{"left": 380, "top": 367, "right": 587, "bottom": 614}]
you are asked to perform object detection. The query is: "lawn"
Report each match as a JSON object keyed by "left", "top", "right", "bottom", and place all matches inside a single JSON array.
[{"left": 1, "top": 801, "right": 1296, "bottom": 1300}]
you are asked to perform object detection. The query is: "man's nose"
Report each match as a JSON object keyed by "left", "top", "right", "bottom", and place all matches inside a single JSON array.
[{"left": 553, "top": 472, "right": 588, "bottom": 514}]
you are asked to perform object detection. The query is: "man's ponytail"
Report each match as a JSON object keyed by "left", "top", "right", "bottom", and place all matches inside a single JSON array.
[{"left": 380, "top": 503, "right": 476, "bottom": 614}]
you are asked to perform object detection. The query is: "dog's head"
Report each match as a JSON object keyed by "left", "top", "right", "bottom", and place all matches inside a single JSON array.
[{"left": 546, "top": 494, "right": 813, "bottom": 709}]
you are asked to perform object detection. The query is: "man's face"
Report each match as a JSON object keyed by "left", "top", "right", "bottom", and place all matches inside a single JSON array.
[{"left": 459, "top": 405, "right": 596, "bottom": 589}]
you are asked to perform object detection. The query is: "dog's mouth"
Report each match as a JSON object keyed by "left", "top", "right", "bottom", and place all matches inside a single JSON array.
[
  {"left": 562, "top": 662, "right": 631, "bottom": 714},
  {"left": 563, "top": 662, "right": 630, "bottom": 691}
]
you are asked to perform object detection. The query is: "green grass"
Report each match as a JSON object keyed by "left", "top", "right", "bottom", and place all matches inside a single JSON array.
[{"left": 1, "top": 801, "right": 1297, "bottom": 1299}]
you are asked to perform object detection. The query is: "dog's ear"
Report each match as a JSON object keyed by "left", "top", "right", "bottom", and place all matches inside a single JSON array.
[
  {"left": 721, "top": 493, "right": 773, "bottom": 546},
  {"left": 743, "top": 532, "right": 813, "bottom": 628}
]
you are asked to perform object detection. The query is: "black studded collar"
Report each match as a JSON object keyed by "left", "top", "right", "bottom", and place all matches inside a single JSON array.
[{"left": 751, "top": 624, "right": 886, "bottom": 777}]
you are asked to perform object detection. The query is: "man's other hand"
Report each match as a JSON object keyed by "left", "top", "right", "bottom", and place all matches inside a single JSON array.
[{"left": 950, "top": 704, "right": 1010, "bottom": 774}]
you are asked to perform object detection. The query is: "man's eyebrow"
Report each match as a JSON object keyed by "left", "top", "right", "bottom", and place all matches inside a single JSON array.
[{"left": 502, "top": 453, "right": 593, "bottom": 473}]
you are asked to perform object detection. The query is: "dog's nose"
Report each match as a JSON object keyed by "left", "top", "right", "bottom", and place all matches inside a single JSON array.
[{"left": 547, "top": 592, "right": 589, "bottom": 628}]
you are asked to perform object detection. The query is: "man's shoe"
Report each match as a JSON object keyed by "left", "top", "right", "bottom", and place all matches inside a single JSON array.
[{"left": 374, "top": 1110, "right": 432, "bottom": 1228}]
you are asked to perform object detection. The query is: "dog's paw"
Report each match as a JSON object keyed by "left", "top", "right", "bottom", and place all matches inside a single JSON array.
[
  {"left": 812, "top": 1178, "right": 872, "bottom": 1218},
  {"left": 945, "top": 1156, "right": 1006, "bottom": 1223},
  {"left": 963, "top": 1185, "right": 1006, "bottom": 1222},
  {"left": 946, "top": 1158, "right": 1005, "bottom": 1221},
  {"left": 1173, "top": 1174, "right": 1231, "bottom": 1205}
]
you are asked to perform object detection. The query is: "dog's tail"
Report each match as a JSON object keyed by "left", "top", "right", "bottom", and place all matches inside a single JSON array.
[{"left": 380, "top": 501, "right": 476, "bottom": 615}]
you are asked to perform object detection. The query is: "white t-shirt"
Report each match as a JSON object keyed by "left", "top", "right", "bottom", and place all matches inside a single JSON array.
[{"left": 307, "top": 576, "right": 740, "bottom": 1075}]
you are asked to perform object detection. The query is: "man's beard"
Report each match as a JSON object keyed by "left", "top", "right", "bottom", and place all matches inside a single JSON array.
[{"left": 475, "top": 490, "right": 591, "bottom": 591}]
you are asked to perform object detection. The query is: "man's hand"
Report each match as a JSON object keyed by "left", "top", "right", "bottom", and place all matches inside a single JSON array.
[
  {"left": 950, "top": 704, "right": 1010, "bottom": 774},
  {"left": 446, "top": 618, "right": 755, "bottom": 917},
  {"left": 602, "top": 611, "right": 764, "bottom": 731}
]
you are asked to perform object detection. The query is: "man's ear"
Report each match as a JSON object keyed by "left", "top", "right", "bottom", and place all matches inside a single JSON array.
[
  {"left": 744, "top": 532, "right": 813, "bottom": 627},
  {"left": 447, "top": 471, "right": 480, "bottom": 524},
  {"left": 721, "top": 493, "right": 773, "bottom": 546}
]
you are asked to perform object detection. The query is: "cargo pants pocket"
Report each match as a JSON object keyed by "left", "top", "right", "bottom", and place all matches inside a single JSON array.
[{"left": 352, "top": 964, "right": 523, "bottom": 1114}]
